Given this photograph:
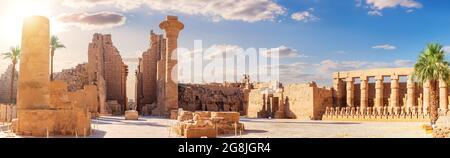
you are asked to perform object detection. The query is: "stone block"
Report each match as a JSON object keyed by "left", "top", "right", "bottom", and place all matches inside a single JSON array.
[
  {"left": 185, "top": 127, "right": 217, "bottom": 138},
  {"left": 211, "top": 112, "right": 240, "bottom": 123},
  {"left": 125, "top": 110, "right": 139, "bottom": 120}
]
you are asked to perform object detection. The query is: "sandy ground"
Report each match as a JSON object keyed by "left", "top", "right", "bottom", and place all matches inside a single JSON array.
[{"left": 0, "top": 116, "right": 431, "bottom": 138}]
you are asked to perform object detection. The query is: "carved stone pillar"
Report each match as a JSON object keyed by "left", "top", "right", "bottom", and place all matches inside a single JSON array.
[
  {"left": 332, "top": 77, "right": 343, "bottom": 107},
  {"left": 374, "top": 76, "right": 384, "bottom": 108},
  {"left": 423, "top": 80, "right": 430, "bottom": 114},
  {"left": 346, "top": 77, "right": 354, "bottom": 107},
  {"left": 360, "top": 76, "right": 368, "bottom": 109},
  {"left": 406, "top": 75, "right": 415, "bottom": 108},
  {"left": 439, "top": 79, "right": 448, "bottom": 113},
  {"left": 390, "top": 75, "right": 399, "bottom": 107},
  {"left": 159, "top": 16, "right": 184, "bottom": 114}
]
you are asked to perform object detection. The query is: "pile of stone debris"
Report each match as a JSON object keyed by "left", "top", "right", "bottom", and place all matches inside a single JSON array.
[{"left": 172, "top": 110, "right": 244, "bottom": 138}]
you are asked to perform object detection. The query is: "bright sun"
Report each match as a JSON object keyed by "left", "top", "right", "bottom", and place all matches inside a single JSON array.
[{"left": 0, "top": 0, "right": 62, "bottom": 46}]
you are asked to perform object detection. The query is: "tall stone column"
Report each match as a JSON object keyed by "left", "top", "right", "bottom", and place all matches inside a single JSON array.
[
  {"left": 332, "top": 77, "right": 343, "bottom": 107},
  {"left": 439, "top": 79, "right": 448, "bottom": 112},
  {"left": 346, "top": 77, "right": 354, "bottom": 107},
  {"left": 423, "top": 80, "right": 430, "bottom": 113},
  {"left": 406, "top": 75, "right": 415, "bottom": 108},
  {"left": 390, "top": 75, "right": 399, "bottom": 107},
  {"left": 159, "top": 16, "right": 184, "bottom": 114},
  {"left": 17, "top": 16, "right": 50, "bottom": 134},
  {"left": 374, "top": 76, "right": 384, "bottom": 108},
  {"left": 360, "top": 76, "right": 368, "bottom": 108}
]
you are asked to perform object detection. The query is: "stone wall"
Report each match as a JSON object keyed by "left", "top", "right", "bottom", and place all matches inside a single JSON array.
[
  {"left": 247, "top": 82, "right": 332, "bottom": 120},
  {"left": 0, "top": 64, "right": 18, "bottom": 103},
  {"left": 53, "top": 63, "right": 89, "bottom": 92},
  {"left": 284, "top": 83, "right": 332, "bottom": 120},
  {"left": 0, "top": 104, "right": 16, "bottom": 123},
  {"left": 88, "top": 33, "right": 128, "bottom": 114},
  {"left": 178, "top": 83, "right": 247, "bottom": 115}
]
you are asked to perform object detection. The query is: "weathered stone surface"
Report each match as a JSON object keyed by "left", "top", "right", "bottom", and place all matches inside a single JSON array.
[
  {"left": 0, "top": 64, "right": 18, "bottom": 103},
  {"left": 178, "top": 83, "right": 247, "bottom": 114},
  {"left": 15, "top": 16, "right": 91, "bottom": 137},
  {"left": 88, "top": 33, "right": 128, "bottom": 114},
  {"left": 53, "top": 64, "right": 89, "bottom": 92},
  {"left": 125, "top": 110, "right": 139, "bottom": 120}
]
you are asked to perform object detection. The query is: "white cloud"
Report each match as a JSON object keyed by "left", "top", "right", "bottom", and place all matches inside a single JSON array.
[
  {"left": 366, "top": 0, "right": 422, "bottom": 10},
  {"left": 57, "top": 11, "right": 126, "bottom": 30},
  {"left": 394, "top": 59, "right": 414, "bottom": 67},
  {"left": 63, "top": 0, "right": 286, "bottom": 23},
  {"left": 291, "top": 11, "right": 319, "bottom": 22},
  {"left": 260, "top": 45, "right": 306, "bottom": 58},
  {"left": 443, "top": 46, "right": 450, "bottom": 53},
  {"left": 361, "top": 0, "right": 423, "bottom": 16},
  {"left": 368, "top": 10, "right": 383, "bottom": 16},
  {"left": 372, "top": 44, "right": 397, "bottom": 50}
]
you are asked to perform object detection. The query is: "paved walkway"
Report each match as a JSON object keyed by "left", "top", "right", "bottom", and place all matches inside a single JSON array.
[{"left": 1, "top": 116, "right": 431, "bottom": 138}]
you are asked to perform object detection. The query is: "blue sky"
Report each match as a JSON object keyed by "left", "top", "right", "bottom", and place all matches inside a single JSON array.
[{"left": 1, "top": 0, "right": 450, "bottom": 98}]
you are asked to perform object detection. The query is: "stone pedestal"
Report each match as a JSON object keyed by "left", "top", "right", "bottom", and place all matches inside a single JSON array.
[{"left": 125, "top": 110, "right": 139, "bottom": 120}]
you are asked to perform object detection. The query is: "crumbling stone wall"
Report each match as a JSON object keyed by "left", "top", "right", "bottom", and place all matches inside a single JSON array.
[
  {"left": 88, "top": 33, "right": 128, "bottom": 114},
  {"left": 53, "top": 64, "right": 89, "bottom": 92},
  {"left": 178, "top": 83, "right": 247, "bottom": 115},
  {"left": 0, "top": 64, "right": 18, "bottom": 103}
]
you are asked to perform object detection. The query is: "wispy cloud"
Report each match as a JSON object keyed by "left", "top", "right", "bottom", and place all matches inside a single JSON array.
[
  {"left": 57, "top": 11, "right": 126, "bottom": 30},
  {"left": 63, "top": 0, "right": 286, "bottom": 23},
  {"left": 359, "top": 0, "right": 423, "bottom": 16},
  {"left": 291, "top": 8, "right": 319, "bottom": 22},
  {"left": 372, "top": 44, "right": 397, "bottom": 50}
]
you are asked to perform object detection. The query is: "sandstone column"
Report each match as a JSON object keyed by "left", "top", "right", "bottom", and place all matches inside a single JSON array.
[
  {"left": 159, "top": 16, "right": 184, "bottom": 113},
  {"left": 423, "top": 80, "right": 430, "bottom": 113},
  {"left": 406, "top": 75, "right": 415, "bottom": 108},
  {"left": 439, "top": 79, "right": 448, "bottom": 112},
  {"left": 390, "top": 75, "right": 399, "bottom": 107},
  {"left": 17, "top": 16, "right": 50, "bottom": 134},
  {"left": 374, "top": 76, "right": 384, "bottom": 108},
  {"left": 332, "top": 77, "right": 343, "bottom": 107},
  {"left": 360, "top": 76, "right": 368, "bottom": 108},
  {"left": 346, "top": 77, "right": 354, "bottom": 107}
]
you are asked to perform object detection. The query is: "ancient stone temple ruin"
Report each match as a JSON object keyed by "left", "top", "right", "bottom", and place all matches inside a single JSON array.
[
  {"left": 247, "top": 81, "right": 332, "bottom": 120},
  {"left": 136, "top": 16, "right": 184, "bottom": 116},
  {"left": 88, "top": 33, "right": 128, "bottom": 115},
  {"left": 15, "top": 16, "right": 92, "bottom": 136},
  {"left": 0, "top": 64, "right": 18, "bottom": 103},
  {"left": 323, "top": 68, "right": 449, "bottom": 121}
]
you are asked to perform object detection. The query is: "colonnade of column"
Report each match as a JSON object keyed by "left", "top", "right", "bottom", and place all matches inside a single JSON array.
[{"left": 332, "top": 75, "right": 449, "bottom": 112}]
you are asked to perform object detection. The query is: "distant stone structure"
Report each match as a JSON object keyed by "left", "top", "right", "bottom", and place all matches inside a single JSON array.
[
  {"left": 53, "top": 63, "right": 89, "bottom": 92},
  {"left": 247, "top": 81, "right": 332, "bottom": 120},
  {"left": 178, "top": 83, "right": 248, "bottom": 115},
  {"left": 88, "top": 33, "right": 129, "bottom": 115},
  {"left": 136, "top": 16, "right": 184, "bottom": 117},
  {"left": 0, "top": 64, "right": 18, "bottom": 103},
  {"left": 15, "top": 16, "right": 92, "bottom": 136},
  {"left": 323, "top": 68, "right": 449, "bottom": 121}
]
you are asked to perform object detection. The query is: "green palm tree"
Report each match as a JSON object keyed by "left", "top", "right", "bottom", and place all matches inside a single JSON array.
[
  {"left": 50, "top": 35, "right": 66, "bottom": 81},
  {"left": 413, "top": 43, "right": 450, "bottom": 126},
  {"left": 2, "top": 46, "right": 20, "bottom": 104}
]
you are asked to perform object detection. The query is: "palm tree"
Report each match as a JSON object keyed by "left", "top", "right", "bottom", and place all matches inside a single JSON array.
[
  {"left": 50, "top": 35, "right": 66, "bottom": 81},
  {"left": 413, "top": 43, "right": 450, "bottom": 127},
  {"left": 2, "top": 46, "right": 20, "bottom": 104}
]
